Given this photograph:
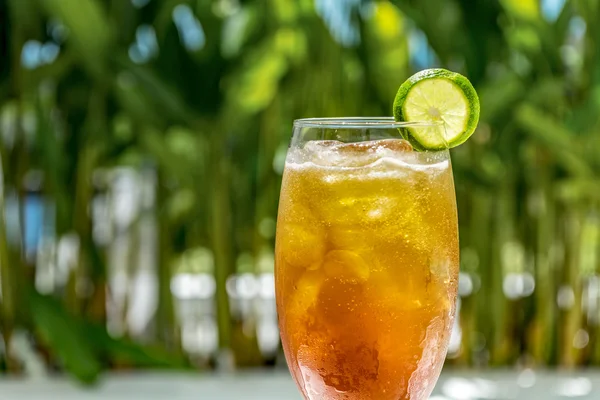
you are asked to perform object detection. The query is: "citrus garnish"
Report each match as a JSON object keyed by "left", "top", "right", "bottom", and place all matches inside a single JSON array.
[{"left": 393, "top": 68, "right": 480, "bottom": 150}]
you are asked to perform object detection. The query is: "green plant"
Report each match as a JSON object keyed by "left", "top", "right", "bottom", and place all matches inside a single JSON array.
[{"left": 1, "top": 0, "right": 600, "bottom": 383}]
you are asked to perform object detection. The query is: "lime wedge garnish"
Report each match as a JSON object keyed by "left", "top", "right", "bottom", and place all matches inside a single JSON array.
[{"left": 393, "top": 68, "right": 480, "bottom": 150}]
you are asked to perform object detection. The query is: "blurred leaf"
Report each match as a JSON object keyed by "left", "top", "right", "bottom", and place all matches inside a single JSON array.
[
  {"left": 86, "top": 324, "right": 189, "bottom": 368},
  {"left": 572, "top": 0, "right": 597, "bottom": 21},
  {"left": 505, "top": 25, "right": 542, "bottom": 54},
  {"left": 525, "top": 77, "right": 567, "bottom": 110},
  {"left": 29, "top": 291, "right": 101, "bottom": 384},
  {"left": 139, "top": 127, "right": 195, "bottom": 185},
  {"left": 0, "top": 155, "right": 14, "bottom": 326},
  {"left": 114, "top": 79, "right": 165, "bottom": 128},
  {"left": 104, "top": 340, "right": 188, "bottom": 369},
  {"left": 451, "top": 149, "right": 503, "bottom": 187},
  {"left": 500, "top": 0, "right": 540, "bottom": 20},
  {"left": 582, "top": 128, "right": 600, "bottom": 171},
  {"left": 23, "top": 51, "right": 76, "bottom": 91},
  {"left": 515, "top": 104, "right": 592, "bottom": 177},
  {"left": 7, "top": 0, "right": 42, "bottom": 34},
  {"left": 153, "top": 0, "right": 189, "bottom": 39},
  {"left": 221, "top": 7, "right": 258, "bottom": 58},
  {"left": 477, "top": 73, "right": 524, "bottom": 122},
  {"left": 225, "top": 41, "right": 289, "bottom": 115},
  {"left": 38, "top": 0, "right": 112, "bottom": 76},
  {"left": 272, "top": 0, "right": 299, "bottom": 23},
  {"left": 165, "top": 126, "right": 202, "bottom": 162},
  {"left": 566, "top": 86, "right": 600, "bottom": 134},
  {"left": 113, "top": 56, "right": 199, "bottom": 126},
  {"left": 167, "top": 188, "right": 196, "bottom": 224},
  {"left": 543, "top": 1, "right": 575, "bottom": 56},
  {"left": 555, "top": 179, "right": 600, "bottom": 202},
  {"left": 274, "top": 28, "right": 307, "bottom": 65},
  {"left": 362, "top": 2, "right": 409, "bottom": 102},
  {"left": 34, "top": 94, "right": 72, "bottom": 234},
  {"left": 392, "top": 0, "right": 463, "bottom": 66}
]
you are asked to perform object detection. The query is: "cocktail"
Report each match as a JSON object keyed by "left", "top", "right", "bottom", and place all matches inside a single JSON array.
[{"left": 275, "top": 69, "right": 480, "bottom": 399}]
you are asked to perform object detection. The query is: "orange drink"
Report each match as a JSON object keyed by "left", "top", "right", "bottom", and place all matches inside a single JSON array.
[{"left": 276, "top": 119, "right": 459, "bottom": 400}]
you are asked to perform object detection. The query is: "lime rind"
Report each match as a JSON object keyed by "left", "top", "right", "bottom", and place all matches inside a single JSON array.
[{"left": 393, "top": 68, "right": 480, "bottom": 150}]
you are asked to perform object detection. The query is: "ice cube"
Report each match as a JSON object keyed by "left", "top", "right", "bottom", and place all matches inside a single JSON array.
[
  {"left": 290, "top": 269, "right": 326, "bottom": 318},
  {"left": 366, "top": 269, "right": 429, "bottom": 312},
  {"left": 327, "top": 227, "right": 369, "bottom": 250},
  {"left": 317, "top": 194, "right": 399, "bottom": 227},
  {"left": 304, "top": 140, "right": 377, "bottom": 167},
  {"left": 278, "top": 222, "right": 326, "bottom": 269},
  {"left": 323, "top": 250, "right": 370, "bottom": 283},
  {"left": 341, "top": 138, "right": 413, "bottom": 154},
  {"left": 303, "top": 139, "right": 413, "bottom": 168}
]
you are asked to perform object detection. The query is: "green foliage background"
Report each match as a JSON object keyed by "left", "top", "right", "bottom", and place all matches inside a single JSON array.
[{"left": 1, "top": 0, "right": 600, "bottom": 383}]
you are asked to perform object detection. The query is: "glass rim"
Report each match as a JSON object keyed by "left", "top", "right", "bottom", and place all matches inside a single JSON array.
[{"left": 293, "top": 117, "right": 443, "bottom": 129}]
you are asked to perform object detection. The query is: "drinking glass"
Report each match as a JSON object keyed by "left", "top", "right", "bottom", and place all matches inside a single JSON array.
[{"left": 275, "top": 118, "right": 459, "bottom": 400}]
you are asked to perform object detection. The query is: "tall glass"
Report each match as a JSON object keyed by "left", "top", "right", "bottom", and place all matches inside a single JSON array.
[{"left": 275, "top": 118, "right": 459, "bottom": 400}]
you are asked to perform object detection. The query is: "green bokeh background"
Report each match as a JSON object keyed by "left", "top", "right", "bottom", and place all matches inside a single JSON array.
[{"left": 1, "top": 0, "right": 600, "bottom": 383}]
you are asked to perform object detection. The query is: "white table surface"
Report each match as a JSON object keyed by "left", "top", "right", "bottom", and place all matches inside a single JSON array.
[{"left": 0, "top": 370, "right": 599, "bottom": 399}]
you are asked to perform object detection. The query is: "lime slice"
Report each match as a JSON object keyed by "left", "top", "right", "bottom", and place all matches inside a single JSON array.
[{"left": 393, "top": 68, "right": 480, "bottom": 150}]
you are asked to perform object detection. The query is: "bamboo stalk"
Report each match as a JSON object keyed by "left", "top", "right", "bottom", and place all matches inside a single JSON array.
[
  {"left": 592, "top": 201, "right": 600, "bottom": 364},
  {"left": 453, "top": 151, "right": 475, "bottom": 367},
  {"left": 71, "top": 144, "right": 97, "bottom": 318},
  {"left": 470, "top": 187, "right": 493, "bottom": 366},
  {"left": 558, "top": 206, "right": 584, "bottom": 367},
  {"left": 210, "top": 129, "right": 234, "bottom": 361},
  {"left": 525, "top": 148, "right": 558, "bottom": 366},
  {"left": 78, "top": 86, "right": 108, "bottom": 323},
  {"left": 156, "top": 170, "right": 179, "bottom": 350},
  {"left": 0, "top": 2, "right": 25, "bottom": 372},
  {"left": 254, "top": 102, "right": 279, "bottom": 257},
  {"left": 0, "top": 152, "right": 16, "bottom": 372},
  {"left": 489, "top": 181, "right": 514, "bottom": 365},
  {"left": 575, "top": 206, "right": 599, "bottom": 365}
]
